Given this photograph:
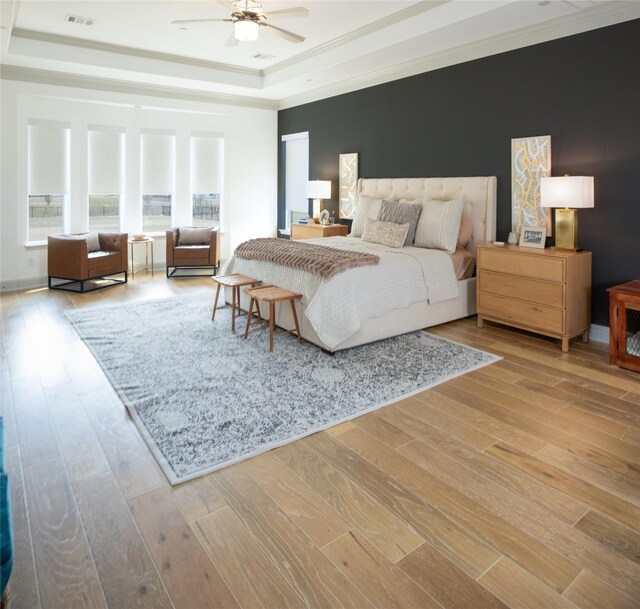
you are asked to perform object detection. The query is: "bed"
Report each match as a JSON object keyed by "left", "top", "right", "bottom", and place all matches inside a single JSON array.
[{"left": 222, "top": 176, "right": 497, "bottom": 351}]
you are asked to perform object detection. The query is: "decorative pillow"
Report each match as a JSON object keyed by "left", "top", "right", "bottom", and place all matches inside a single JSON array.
[
  {"left": 457, "top": 214, "right": 474, "bottom": 249},
  {"left": 377, "top": 200, "right": 422, "bottom": 246},
  {"left": 413, "top": 197, "right": 464, "bottom": 253},
  {"left": 362, "top": 218, "right": 410, "bottom": 249},
  {"left": 178, "top": 226, "right": 211, "bottom": 245},
  {"left": 350, "top": 196, "right": 387, "bottom": 238},
  {"left": 85, "top": 232, "right": 101, "bottom": 253}
]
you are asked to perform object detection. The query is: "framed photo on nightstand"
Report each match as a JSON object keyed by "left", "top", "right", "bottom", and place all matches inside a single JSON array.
[{"left": 519, "top": 226, "right": 546, "bottom": 248}]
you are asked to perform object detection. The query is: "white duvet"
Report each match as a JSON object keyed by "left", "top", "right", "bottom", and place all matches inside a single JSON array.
[{"left": 222, "top": 236, "right": 459, "bottom": 350}]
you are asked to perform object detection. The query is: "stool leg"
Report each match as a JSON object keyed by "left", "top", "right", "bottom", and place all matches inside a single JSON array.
[
  {"left": 269, "top": 302, "right": 275, "bottom": 352},
  {"left": 212, "top": 283, "right": 221, "bottom": 320},
  {"left": 290, "top": 298, "right": 301, "bottom": 343},
  {"left": 231, "top": 286, "right": 238, "bottom": 332},
  {"left": 244, "top": 297, "right": 255, "bottom": 339}
]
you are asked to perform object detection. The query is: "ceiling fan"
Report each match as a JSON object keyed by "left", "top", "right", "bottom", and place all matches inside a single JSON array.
[{"left": 171, "top": 0, "right": 308, "bottom": 46}]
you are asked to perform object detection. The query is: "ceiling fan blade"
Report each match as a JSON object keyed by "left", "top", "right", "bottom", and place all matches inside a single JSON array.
[
  {"left": 224, "top": 31, "right": 239, "bottom": 47},
  {"left": 171, "top": 18, "right": 231, "bottom": 24},
  {"left": 267, "top": 7, "right": 309, "bottom": 17},
  {"left": 216, "top": 0, "right": 236, "bottom": 11},
  {"left": 265, "top": 22, "right": 305, "bottom": 43}
]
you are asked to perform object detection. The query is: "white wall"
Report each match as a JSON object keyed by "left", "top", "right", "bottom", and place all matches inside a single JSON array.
[{"left": 0, "top": 78, "right": 278, "bottom": 289}]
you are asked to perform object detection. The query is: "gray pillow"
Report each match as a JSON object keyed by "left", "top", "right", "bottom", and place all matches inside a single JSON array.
[
  {"left": 377, "top": 200, "right": 422, "bottom": 246},
  {"left": 85, "top": 232, "right": 101, "bottom": 252},
  {"left": 178, "top": 226, "right": 211, "bottom": 245}
]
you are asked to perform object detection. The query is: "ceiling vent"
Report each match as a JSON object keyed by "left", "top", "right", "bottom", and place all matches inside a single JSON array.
[
  {"left": 64, "top": 14, "right": 95, "bottom": 26},
  {"left": 253, "top": 53, "right": 276, "bottom": 61}
]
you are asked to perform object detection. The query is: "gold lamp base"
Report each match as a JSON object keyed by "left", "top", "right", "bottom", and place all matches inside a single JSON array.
[
  {"left": 312, "top": 198, "right": 324, "bottom": 223},
  {"left": 554, "top": 208, "right": 580, "bottom": 250}
]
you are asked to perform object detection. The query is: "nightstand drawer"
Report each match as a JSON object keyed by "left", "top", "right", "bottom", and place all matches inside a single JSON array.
[
  {"left": 478, "top": 293, "right": 564, "bottom": 334},
  {"left": 478, "top": 249, "right": 565, "bottom": 282},
  {"left": 478, "top": 271, "right": 565, "bottom": 308}
]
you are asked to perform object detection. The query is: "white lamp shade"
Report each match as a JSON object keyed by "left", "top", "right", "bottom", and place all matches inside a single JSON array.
[
  {"left": 28, "top": 124, "right": 69, "bottom": 194},
  {"left": 234, "top": 20, "right": 258, "bottom": 41},
  {"left": 541, "top": 176, "right": 594, "bottom": 209},
  {"left": 88, "top": 130, "right": 124, "bottom": 195},
  {"left": 141, "top": 133, "right": 175, "bottom": 193},
  {"left": 190, "top": 136, "right": 223, "bottom": 193},
  {"left": 307, "top": 180, "right": 331, "bottom": 199}
]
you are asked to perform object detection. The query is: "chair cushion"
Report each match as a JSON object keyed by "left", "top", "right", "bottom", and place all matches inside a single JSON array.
[
  {"left": 177, "top": 226, "right": 211, "bottom": 246},
  {"left": 174, "top": 245, "right": 210, "bottom": 262}
]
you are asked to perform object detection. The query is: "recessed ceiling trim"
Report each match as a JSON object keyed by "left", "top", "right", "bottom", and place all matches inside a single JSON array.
[
  {"left": 264, "top": 0, "right": 449, "bottom": 77},
  {"left": 11, "top": 28, "right": 261, "bottom": 78},
  {"left": 0, "top": 65, "right": 278, "bottom": 110},
  {"left": 277, "top": 0, "right": 640, "bottom": 110}
]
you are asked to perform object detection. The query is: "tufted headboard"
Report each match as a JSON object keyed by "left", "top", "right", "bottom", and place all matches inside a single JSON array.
[{"left": 356, "top": 176, "right": 497, "bottom": 252}]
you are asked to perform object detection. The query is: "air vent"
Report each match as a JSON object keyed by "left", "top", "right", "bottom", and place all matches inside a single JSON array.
[
  {"left": 253, "top": 53, "right": 276, "bottom": 61},
  {"left": 65, "top": 14, "right": 95, "bottom": 26}
]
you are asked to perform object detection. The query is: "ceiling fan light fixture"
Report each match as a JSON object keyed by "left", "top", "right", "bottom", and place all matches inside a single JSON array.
[{"left": 234, "top": 19, "right": 259, "bottom": 41}]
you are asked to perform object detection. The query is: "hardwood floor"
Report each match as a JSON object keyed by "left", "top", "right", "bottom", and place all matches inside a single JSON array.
[{"left": 2, "top": 275, "right": 639, "bottom": 609}]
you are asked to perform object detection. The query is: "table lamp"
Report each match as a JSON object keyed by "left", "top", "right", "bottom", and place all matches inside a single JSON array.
[
  {"left": 307, "top": 180, "right": 331, "bottom": 223},
  {"left": 541, "top": 175, "right": 594, "bottom": 250}
]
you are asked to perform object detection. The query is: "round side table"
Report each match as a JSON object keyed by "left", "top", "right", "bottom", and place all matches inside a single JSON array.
[{"left": 128, "top": 237, "right": 154, "bottom": 278}]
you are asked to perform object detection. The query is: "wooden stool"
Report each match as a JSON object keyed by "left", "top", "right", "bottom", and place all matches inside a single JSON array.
[
  {"left": 244, "top": 286, "right": 302, "bottom": 352},
  {"left": 211, "top": 274, "right": 261, "bottom": 331}
]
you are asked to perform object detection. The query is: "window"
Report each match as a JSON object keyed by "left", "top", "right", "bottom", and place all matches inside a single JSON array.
[
  {"left": 28, "top": 123, "right": 69, "bottom": 242},
  {"left": 142, "top": 194, "right": 172, "bottom": 232},
  {"left": 141, "top": 132, "right": 175, "bottom": 233},
  {"left": 283, "top": 132, "right": 309, "bottom": 229},
  {"left": 190, "top": 135, "right": 223, "bottom": 228},
  {"left": 88, "top": 129, "right": 123, "bottom": 232},
  {"left": 88, "top": 129, "right": 124, "bottom": 232},
  {"left": 191, "top": 193, "right": 220, "bottom": 227}
]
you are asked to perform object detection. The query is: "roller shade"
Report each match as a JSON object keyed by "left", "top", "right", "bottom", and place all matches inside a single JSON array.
[
  {"left": 28, "top": 124, "right": 69, "bottom": 194},
  {"left": 88, "top": 130, "right": 124, "bottom": 195},
  {"left": 191, "top": 136, "right": 223, "bottom": 193},
  {"left": 141, "top": 132, "right": 175, "bottom": 193}
]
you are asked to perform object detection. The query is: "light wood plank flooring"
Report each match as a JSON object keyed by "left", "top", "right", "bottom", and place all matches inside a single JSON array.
[{"left": 1, "top": 274, "right": 639, "bottom": 609}]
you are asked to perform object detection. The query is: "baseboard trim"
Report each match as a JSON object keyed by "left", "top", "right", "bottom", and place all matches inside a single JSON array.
[
  {"left": 590, "top": 323, "right": 608, "bottom": 344},
  {"left": 1, "top": 276, "right": 48, "bottom": 292}
]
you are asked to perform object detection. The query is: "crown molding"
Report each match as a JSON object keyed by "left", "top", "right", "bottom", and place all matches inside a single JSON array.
[
  {"left": 264, "top": 0, "right": 448, "bottom": 77},
  {"left": 277, "top": 1, "right": 640, "bottom": 110},
  {"left": 11, "top": 28, "right": 260, "bottom": 78},
  {"left": 0, "top": 65, "right": 278, "bottom": 110}
]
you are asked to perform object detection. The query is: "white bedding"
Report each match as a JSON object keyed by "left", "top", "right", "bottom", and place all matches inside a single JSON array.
[{"left": 221, "top": 236, "right": 458, "bottom": 350}]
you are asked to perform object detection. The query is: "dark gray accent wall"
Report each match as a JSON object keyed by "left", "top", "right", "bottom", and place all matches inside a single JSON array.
[{"left": 278, "top": 19, "right": 640, "bottom": 326}]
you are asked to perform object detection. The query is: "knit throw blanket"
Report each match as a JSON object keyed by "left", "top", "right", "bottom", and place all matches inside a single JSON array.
[{"left": 234, "top": 238, "right": 380, "bottom": 279}]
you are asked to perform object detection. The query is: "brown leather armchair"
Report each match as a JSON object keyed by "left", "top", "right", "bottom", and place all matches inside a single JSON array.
[
  {"left": 48, "top": 232, "right": 128, "bottom": 292},
  {"left": 166, "top": 227, "right": 220, "bottom": 277}
]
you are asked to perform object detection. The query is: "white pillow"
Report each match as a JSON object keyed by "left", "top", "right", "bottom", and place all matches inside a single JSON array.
[
  {"left": 362, "top": 218, "right": 409, "bottom": 249},
  {"left": 414, "top": 197, "right": 464, "bottom": 253},
  {"left": 85, "top": 232, "right": 101, "bottom": 253},
  {"left": 350, "top": 195, "right": 387, "bottom": 238},
  {"left": 178, "top": 226, "right": 211, "bottom": 245}
]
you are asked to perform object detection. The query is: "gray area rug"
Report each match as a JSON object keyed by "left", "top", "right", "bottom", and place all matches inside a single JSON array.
[{"left": 66, "top": 291, "right": 500, "bottom": 484}]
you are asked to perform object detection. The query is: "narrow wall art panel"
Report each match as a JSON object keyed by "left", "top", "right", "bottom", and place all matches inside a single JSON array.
[
  {"left": 511, "top": 135, "right": 552, "bottom": 235},
  {"left": 339, "top": 153, "right": 358, "bottom": 219}
]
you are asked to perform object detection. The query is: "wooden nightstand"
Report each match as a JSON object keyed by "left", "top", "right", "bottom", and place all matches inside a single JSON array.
[
  {"left": 476, "top": 244, "right": 591, "bottom": 352},
  {"left": 290, "top": 223, "right": 348, "bottom": 240}
]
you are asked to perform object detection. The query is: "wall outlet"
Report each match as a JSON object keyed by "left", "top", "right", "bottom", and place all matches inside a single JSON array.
[{"left": 27, "top": 257, "right": 35, "bottom": 267}]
